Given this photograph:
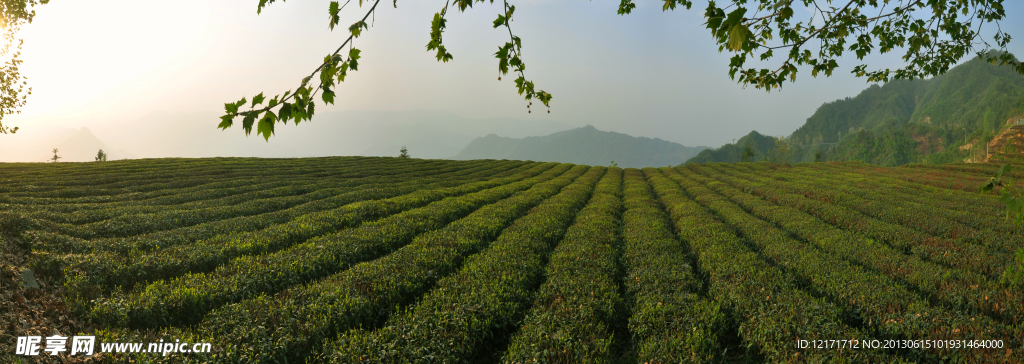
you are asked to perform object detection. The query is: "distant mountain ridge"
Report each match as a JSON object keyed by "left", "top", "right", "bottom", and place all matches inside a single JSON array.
[
  {"left": 453, "top": 125, "right": 708, "bottom": 168},
  {"left": 0, "top": 110, "right": 577, "bottom": 162}
]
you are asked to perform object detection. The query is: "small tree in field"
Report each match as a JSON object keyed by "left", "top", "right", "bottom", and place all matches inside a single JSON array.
[
  {"left": 741, "top": 144, "right": 755, "bottom": 162},
  {"left": 768, "top": 136, "right": 794, "bottom": 165},
  {"left": 398, "top": 146, "right": 410, "bottom": 159},
  {"left": 49, "top": 148, "right": 61, "bottom": 163},
  {"left": 95, "top": 149, "right": 108, "bottom": 162}
]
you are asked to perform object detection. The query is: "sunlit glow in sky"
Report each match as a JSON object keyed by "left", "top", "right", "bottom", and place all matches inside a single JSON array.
[{"left": 0, "top": 0, "right": 1021, "bottom": 162}]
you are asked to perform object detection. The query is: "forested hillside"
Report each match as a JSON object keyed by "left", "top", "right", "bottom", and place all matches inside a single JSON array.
[
  {"left": 686, "top": 54, "right": 1024, "bottom": 167},
  {"left": 792, "top": 53, "right": 1024, "bottom": 166}
]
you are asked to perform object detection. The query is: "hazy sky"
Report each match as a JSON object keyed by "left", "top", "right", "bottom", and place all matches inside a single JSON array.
[{"left": 1, "top": 0, "right": 1022, "bottom": 161}]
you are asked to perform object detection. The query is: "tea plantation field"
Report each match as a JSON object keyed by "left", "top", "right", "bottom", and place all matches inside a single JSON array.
[{"left": 1, "top": 157, "right": 1022, "bottom": 363}]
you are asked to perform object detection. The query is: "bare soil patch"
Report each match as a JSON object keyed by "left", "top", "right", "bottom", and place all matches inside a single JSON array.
[{"left": 1, "top": 233, "right": 98, "bottom": 363}]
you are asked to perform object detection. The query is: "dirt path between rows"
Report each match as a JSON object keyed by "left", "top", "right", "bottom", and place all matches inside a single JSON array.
[{"left": 1, "top": 232, "right": 97, "bottom": 363}]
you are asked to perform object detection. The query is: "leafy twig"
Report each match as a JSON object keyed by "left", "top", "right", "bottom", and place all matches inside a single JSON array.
[
  {"left": 219, "top": 0, "right": 381, "bottom": 140},
  {"left": 492, "top": 0, "right": 551, "bottom": 112}
]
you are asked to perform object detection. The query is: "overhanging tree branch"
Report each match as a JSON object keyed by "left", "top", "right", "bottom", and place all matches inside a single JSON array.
[
  {"left": 218, "top": 0, "right": 381, "bottom": 141},
  {"left": 699, "top": 0, "right": 1022, "bottom": 90},
  {"left": 0, "top": 0, "right": 45, "bottom": 135},
  {"left": 221, "top": 0, "right": 553, "bottom": 141},
  {"left": 493, "top": 0, "right": 551, "bottom": 112},
  {"left": 219, "top": 0, "right": 1021, "bottom": 140}
]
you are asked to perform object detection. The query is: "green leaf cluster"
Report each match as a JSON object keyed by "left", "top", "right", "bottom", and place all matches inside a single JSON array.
[
  {"left": 219, "top": 0, "right": 380, "bottom": 141},
  {"left": 427, "top": 11, "right": 454, "bottom": 63},
  {"left": 348, "top": 20, "right": 368, "bottom": 37},
  {"left": 218, "top": 46, "right": 365, "bottom": 141},
  {"left": 328, "top": 1, "right": 342, "bottom": 30},
  {"left": 490, "top": 2, "right": 552, "bottom": 110},
  {"left": 617, "top": 0, "right": 636, "bottom": 15},
  {"left": 223, "top": 0, "right": 561, "bottom": 139},
  {"left": 0, "top": 0, "right": 45, "bottom": 133},
  {"left": 699, "top": 0, "right": 1021, "bottom": 91}
]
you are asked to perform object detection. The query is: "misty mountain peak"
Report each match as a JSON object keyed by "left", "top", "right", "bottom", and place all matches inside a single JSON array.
[{"left": 454, "top": 126, "right": 708, "bottom": 167}]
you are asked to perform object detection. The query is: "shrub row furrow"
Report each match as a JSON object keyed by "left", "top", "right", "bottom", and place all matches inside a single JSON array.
[
  {"left": 500, "top": 167, "right": 626, "bottom": 363},
  {"left": 319, "top": 166, "right": 606, "bottom": 363},
  {"left": 666, "top": 167, "right": 1020, "bottom": 362},
  {"left": 642, "top": 168, "right": 896, "bottom": 363},
  {"left": 147, "top": 164, "right": 598, "bottom": 364},
  {"left": 87, "top": 162, "right": 571, "bottom": 329}
]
